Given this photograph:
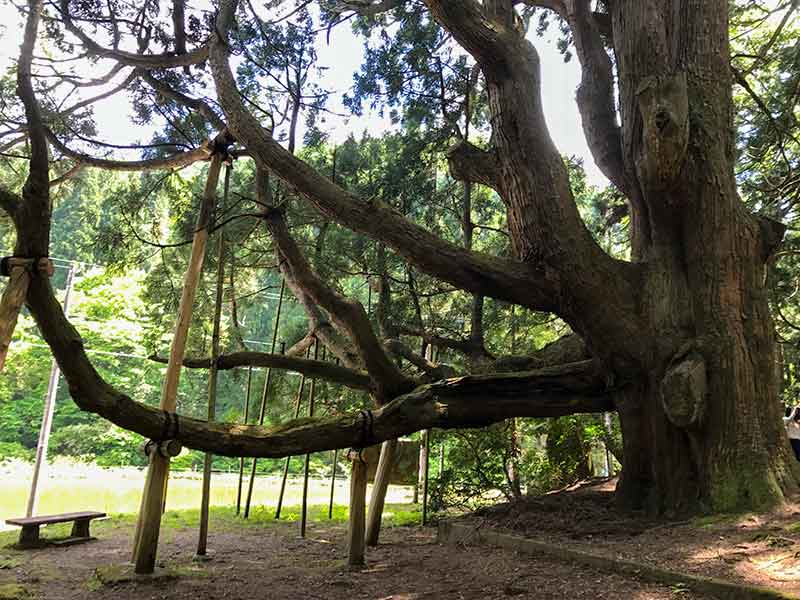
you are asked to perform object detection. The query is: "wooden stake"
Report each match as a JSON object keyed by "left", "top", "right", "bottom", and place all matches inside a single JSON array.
[
  {"left": 275, "top": 345, "right": 311, "bottom": 519},
  {"left": 196, "top": 164, "right": 230, "bottom": 558},
  {"left": 328, "top": 448, "right": 338, "bottom": 519},
  {"left": 26, "top": 263, "right": 73, "bottom": 517},
  {"left": 346, "top": 450, "right": 367, "bottom": 568},
  {"left": 235, "top": 366, "right": 253, "bottom": 515},
  {"left": 365, "top": 438, "right": 397, "bottom": 546},
  {"left": 132, "top": 153, "right": 223, "bottom": 575},
  {"left": 243, "top": 278, "right": 285, "bottom": 518},
  {"left": 420, "top": 429, "right": 430, "bottom": 526},
  {"left": 300, "top": 339, "right": 319, "bottom": 537}
]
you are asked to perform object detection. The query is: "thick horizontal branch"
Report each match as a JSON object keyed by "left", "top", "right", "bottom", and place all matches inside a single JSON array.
[
  {"left": 494, "top": 333, "right": 589, "bottom": 371},
  {"left": 46, "top": 130, "right": 226, "bottom": 171},
  {"left": 149, "top": 351, "right": 374, "bottom": 391},
  {"left": 24, "top": 271, "right": 612, "bottom": 458},
  {"left": 515, "top": 0, "right": 566, "bottom": 17},
  {"left": 396, "top": 324, "right": 493, "bottom": 360},
  {"left": 447, "top": 141, "right": 501, "bottom": 190}
]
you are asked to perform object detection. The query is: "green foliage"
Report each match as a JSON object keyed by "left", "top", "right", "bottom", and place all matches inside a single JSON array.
[
  {"left": 0, "top": 442, "right": 33, "bottom": 462},
  {"left": 429, "top": 424, "right": 518, "bottom": 512}
]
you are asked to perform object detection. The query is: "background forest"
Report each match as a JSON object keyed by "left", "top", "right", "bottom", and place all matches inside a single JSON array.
[{"left": 1, "top": 0, "right": 798, "bottom": 512}]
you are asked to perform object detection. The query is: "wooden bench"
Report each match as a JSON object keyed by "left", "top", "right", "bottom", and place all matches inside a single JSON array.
[{"left": 5, "top": 511, "right": 107, "bottom": 548}]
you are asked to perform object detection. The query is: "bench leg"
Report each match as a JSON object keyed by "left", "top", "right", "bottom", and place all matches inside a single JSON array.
[
  {"left": 18, "top": 525, "right": 40, "bottom": 548},
  {"left": 71, "top": 519, "right": 91, "bottom": 538}
]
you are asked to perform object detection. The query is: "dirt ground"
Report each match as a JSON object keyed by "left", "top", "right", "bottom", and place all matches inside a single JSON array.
[
  {"left": 459, "top": 478, "right": 800, "bottom": 597},
  {"left": 0, "top": 509, "right": 712, "bottom": 600}
]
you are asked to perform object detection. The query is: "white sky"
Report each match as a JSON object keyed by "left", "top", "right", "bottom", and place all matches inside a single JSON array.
[{"left": 0, "top": 0, "right": 604, "bottom": 185}]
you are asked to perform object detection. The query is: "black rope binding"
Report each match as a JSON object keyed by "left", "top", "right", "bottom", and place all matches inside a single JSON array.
[
  {"left": 1, "top": 256, "right": 51, "bottom": 277},
  {"left": 356, "top": 409, "right": 374, "bottom": 449},
  {"left": 159, "top": 411, "right": 180, "bottom": 442},
  {"left": 0, "top": 257, "right": 11, "bottom": 277}
]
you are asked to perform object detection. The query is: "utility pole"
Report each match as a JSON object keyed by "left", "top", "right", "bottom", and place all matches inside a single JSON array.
[{"left": 26, "top": 263, "right": 76, "bottom": 517}]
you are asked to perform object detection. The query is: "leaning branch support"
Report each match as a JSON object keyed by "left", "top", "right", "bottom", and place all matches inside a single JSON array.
[{"left": 131, "top": 152, "right": 225, "bottom": 575}]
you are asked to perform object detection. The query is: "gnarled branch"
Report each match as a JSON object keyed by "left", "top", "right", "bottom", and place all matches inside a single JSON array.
[
  {"left": 447, "top": 141, "right": 501, "bottom": 190},
  {"left": 24, "top": 271, "right": 612, "bottom": 459},
  {"left": 59, "top": 0, "right": 208, "bottom": 69},
  {"left": 209, "top": 1, "right": 560, "bottom": 314},
  {"left": 566, "top": 0, "right": 629, "bottom": 194},
  {"left": 0, "top": 188, "right": 20, "bottom": 218},
  {"left": 265, "top": 208, "right": 414, "bottom": 400},
  {"left": 17, "top": 0, "right": 49, "bottom": 209},
  {"left": 46, "top": 129, "right": 231, "bottom": 172},
  {"left": 149, "top": 351, "right": 374, "bottom": 391},
  {"left": 140, "top": 70, "right": 226, "bottom": 132}
]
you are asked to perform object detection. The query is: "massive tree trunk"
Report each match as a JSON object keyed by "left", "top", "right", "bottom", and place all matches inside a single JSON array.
[
  {"left": 373, "top": 0, "right": 800, "bottom": 514},
  {"left": 603, "top": 0, "right": 798, "bottom": 514}
]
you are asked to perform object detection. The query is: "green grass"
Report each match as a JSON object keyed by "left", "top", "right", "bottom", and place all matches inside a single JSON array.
[
  {"left": 1, "top": 464, "right": 416, "bottom": 531},
  {"left": 0, "top": 502, "right": 422, "bottom": 549}
]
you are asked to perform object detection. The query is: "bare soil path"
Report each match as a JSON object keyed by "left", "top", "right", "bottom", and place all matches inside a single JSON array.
[
  {"left": 0, "top": 504, "right": 711, "bottom": 600},
  {"left": 458, "top": 478, "right": 800, "bottom": 597}
]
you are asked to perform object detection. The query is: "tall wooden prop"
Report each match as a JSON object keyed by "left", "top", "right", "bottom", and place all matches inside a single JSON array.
[
  {"left": 26, "top": 262, "right": 71, "bottom": 517},
  {"left": 346, "top": 449, "right": 368, "bottom": 568},
  {"left": 243, "top": 278, "right": 285, "bottom": 518},
  {"left": 235, "top": 366, "right": 253, "bottom": 515},
  {"left": 420, "top": 429, "right": 430, "bottom": 525},
  {"left": 132, "top": 153, "right": 223, "bottom": 575},
  {"left": 274, "top": 344, "right": 311, "bottom": 519},
  {"left": 0, "top": 257, "right": 52, "bottom": 372},
  {"left": 300, "top": 340, "right": 319, "bottom": 537},
  {"left": 328, "top": 448, "right": 338, "bottom": 519},
  {"left": 195, "top": 164, "right": 230, "bottom": 559},
  {"left": 365, "top": 438, "right": 397, "bottom": 546}
]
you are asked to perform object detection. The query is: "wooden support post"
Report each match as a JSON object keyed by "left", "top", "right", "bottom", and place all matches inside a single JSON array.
[
  {"left": 365, "top": 438, "right": 397, "bottom": 546},
  {"left": 132, "top": 153, "right": 223, "bottom": 575},
  {"left": 243, "top": 278, "right": 285, "bottom": 519},
  {"left": 420, "top": 429, "right": 430, "bottom": 526},
  {"left": 0, "top": 257, "right": 52, "bottom": 372},
  {"left": 346, "top": 450, "right": 368, "bottom": 568},
  {"left": 328, "top": 448, "right": 338, "bottom": 519},
  {"left": 71, "top": 518, "right": 90, "bottom": 538},
  {"left": 300, "top": 339, "right": 319, "bottom": 537},
  {"left": 26, "top": 263, "right": 73, "bottom": 518},
  {"left": 196, "top": 165, "right": 229, "bottom": 559},
  {"left": 439, "top": 439, "right": 445, "bottom": 478},
  {"left": 235, "top": 366, "right": 253, "bottom": 515},
  {"left": 275, "top": 345, "right": 311, "bottom": 519}
]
